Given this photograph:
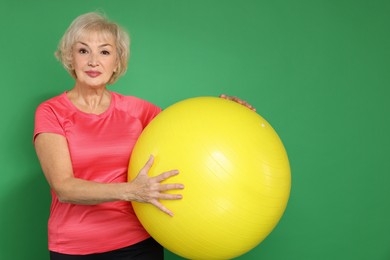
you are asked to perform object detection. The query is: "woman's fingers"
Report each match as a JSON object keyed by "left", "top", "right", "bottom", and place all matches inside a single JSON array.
[
  {"left": 133, "top": 156, "right": 184, "bottom": 216},
  {"left": 158, "top": 182, "right": 184, "bottom": 193},
  {"left": 139, "top": 155, "right": 154, "bottom": 175},
  {"left": 151, "top": 200, "right": 175, "bottom": 217},
  {"left": 152, "top": 171, "right": 184, "bottom": 199},
  {"left": 219, "top": 94, "right": 256, "bottom": 111},
  {"left": 153, "top": 169, "right": 179, "bottom": 182}
]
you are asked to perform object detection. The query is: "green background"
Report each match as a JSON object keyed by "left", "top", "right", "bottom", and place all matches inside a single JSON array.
[{"left": 1, "top": 0, "right": 389, "bottom": 259}]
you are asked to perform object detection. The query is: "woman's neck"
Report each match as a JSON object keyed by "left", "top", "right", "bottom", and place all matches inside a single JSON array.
[{"left": 67, "top": 85, "right": 111, "bottom": 115}]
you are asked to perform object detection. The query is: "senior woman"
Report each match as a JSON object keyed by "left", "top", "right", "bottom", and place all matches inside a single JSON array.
[{"left": 34, "top": 12, "right": 254, "bottom": 260}]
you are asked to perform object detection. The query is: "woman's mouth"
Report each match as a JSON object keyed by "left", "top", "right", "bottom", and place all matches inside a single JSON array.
[{"left": 85, "top": 70, "right": 102, "bottom": 78}]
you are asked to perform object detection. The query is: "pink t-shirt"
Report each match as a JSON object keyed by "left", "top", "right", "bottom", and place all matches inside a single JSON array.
[{"left": 33, "top": 91, "right": 162, "bottom": 254}]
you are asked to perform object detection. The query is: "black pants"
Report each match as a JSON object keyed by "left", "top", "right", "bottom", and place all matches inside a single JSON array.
[{"left": 49, "top": 237, "right": 163, "bottom": 260}]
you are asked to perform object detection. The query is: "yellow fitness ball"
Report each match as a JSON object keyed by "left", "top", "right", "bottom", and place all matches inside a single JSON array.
[{"left": 128, "top": 97, "right": 291, "bottom": 259}]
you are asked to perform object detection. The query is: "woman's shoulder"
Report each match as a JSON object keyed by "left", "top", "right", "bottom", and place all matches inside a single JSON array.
[
  {"left": 111, "top": 91, "right": 162, "bottom": 121},
  {"left": 36, "top": 92, "right": 68, "bottom": 110},
  {"left": 111, "top": 91, "right": 159, "bottom": 109}
]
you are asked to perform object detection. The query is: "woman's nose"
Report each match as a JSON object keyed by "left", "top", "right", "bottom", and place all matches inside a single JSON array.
[{"left": 88, "top": 54, "right": 99, "bottom": 66}]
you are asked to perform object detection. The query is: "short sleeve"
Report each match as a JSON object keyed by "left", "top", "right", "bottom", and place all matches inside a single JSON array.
[
  {"left": 33, "top": 103, "right": 66, "bottom": 142},
  {"left": 116, "top": 93, "right": 162, "bottom": 128},
  {"left": 141, "top": 101, "right": 162, "bottom": 127}
]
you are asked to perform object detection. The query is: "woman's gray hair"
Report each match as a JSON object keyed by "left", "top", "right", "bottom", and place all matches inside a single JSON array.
[{"left": 55, "top": 12, "right": 130, "bottom": 84}]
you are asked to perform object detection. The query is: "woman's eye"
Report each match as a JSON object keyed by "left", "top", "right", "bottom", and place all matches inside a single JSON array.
[
  {"left": 79, "top": 48, "right": 88, "bottom": 54},
  {"left": 101, "top": 50, "right": 110, "bottom": 55}
]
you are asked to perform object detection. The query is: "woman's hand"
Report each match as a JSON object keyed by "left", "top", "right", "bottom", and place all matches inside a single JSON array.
[
  {"left": 129, "top": 155, "right": 184, "bottom": 216},
  {"left": 219, "top": 94, "right": 256, "bottom": 111}
]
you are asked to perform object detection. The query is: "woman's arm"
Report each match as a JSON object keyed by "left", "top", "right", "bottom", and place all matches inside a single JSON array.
[{"left": 34, "top": 133, "right": 183, "bottom": 216}]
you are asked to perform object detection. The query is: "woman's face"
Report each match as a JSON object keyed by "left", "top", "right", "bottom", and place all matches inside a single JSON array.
[{"left": 72, "top": 31, "right": 118, "bottom": 88}]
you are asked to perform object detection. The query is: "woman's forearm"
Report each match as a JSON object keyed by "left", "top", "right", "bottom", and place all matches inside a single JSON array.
[{"left": 52, "top": 177, "right": 130, "bottom": 205}]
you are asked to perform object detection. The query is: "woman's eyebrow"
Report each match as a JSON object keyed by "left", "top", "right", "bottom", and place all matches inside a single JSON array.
[
  {"left": 99, "top": 43, "right": 113, "bottom": 47},
  {"left": 77, "top": 41, "right": 113, "bottom": 47}
]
